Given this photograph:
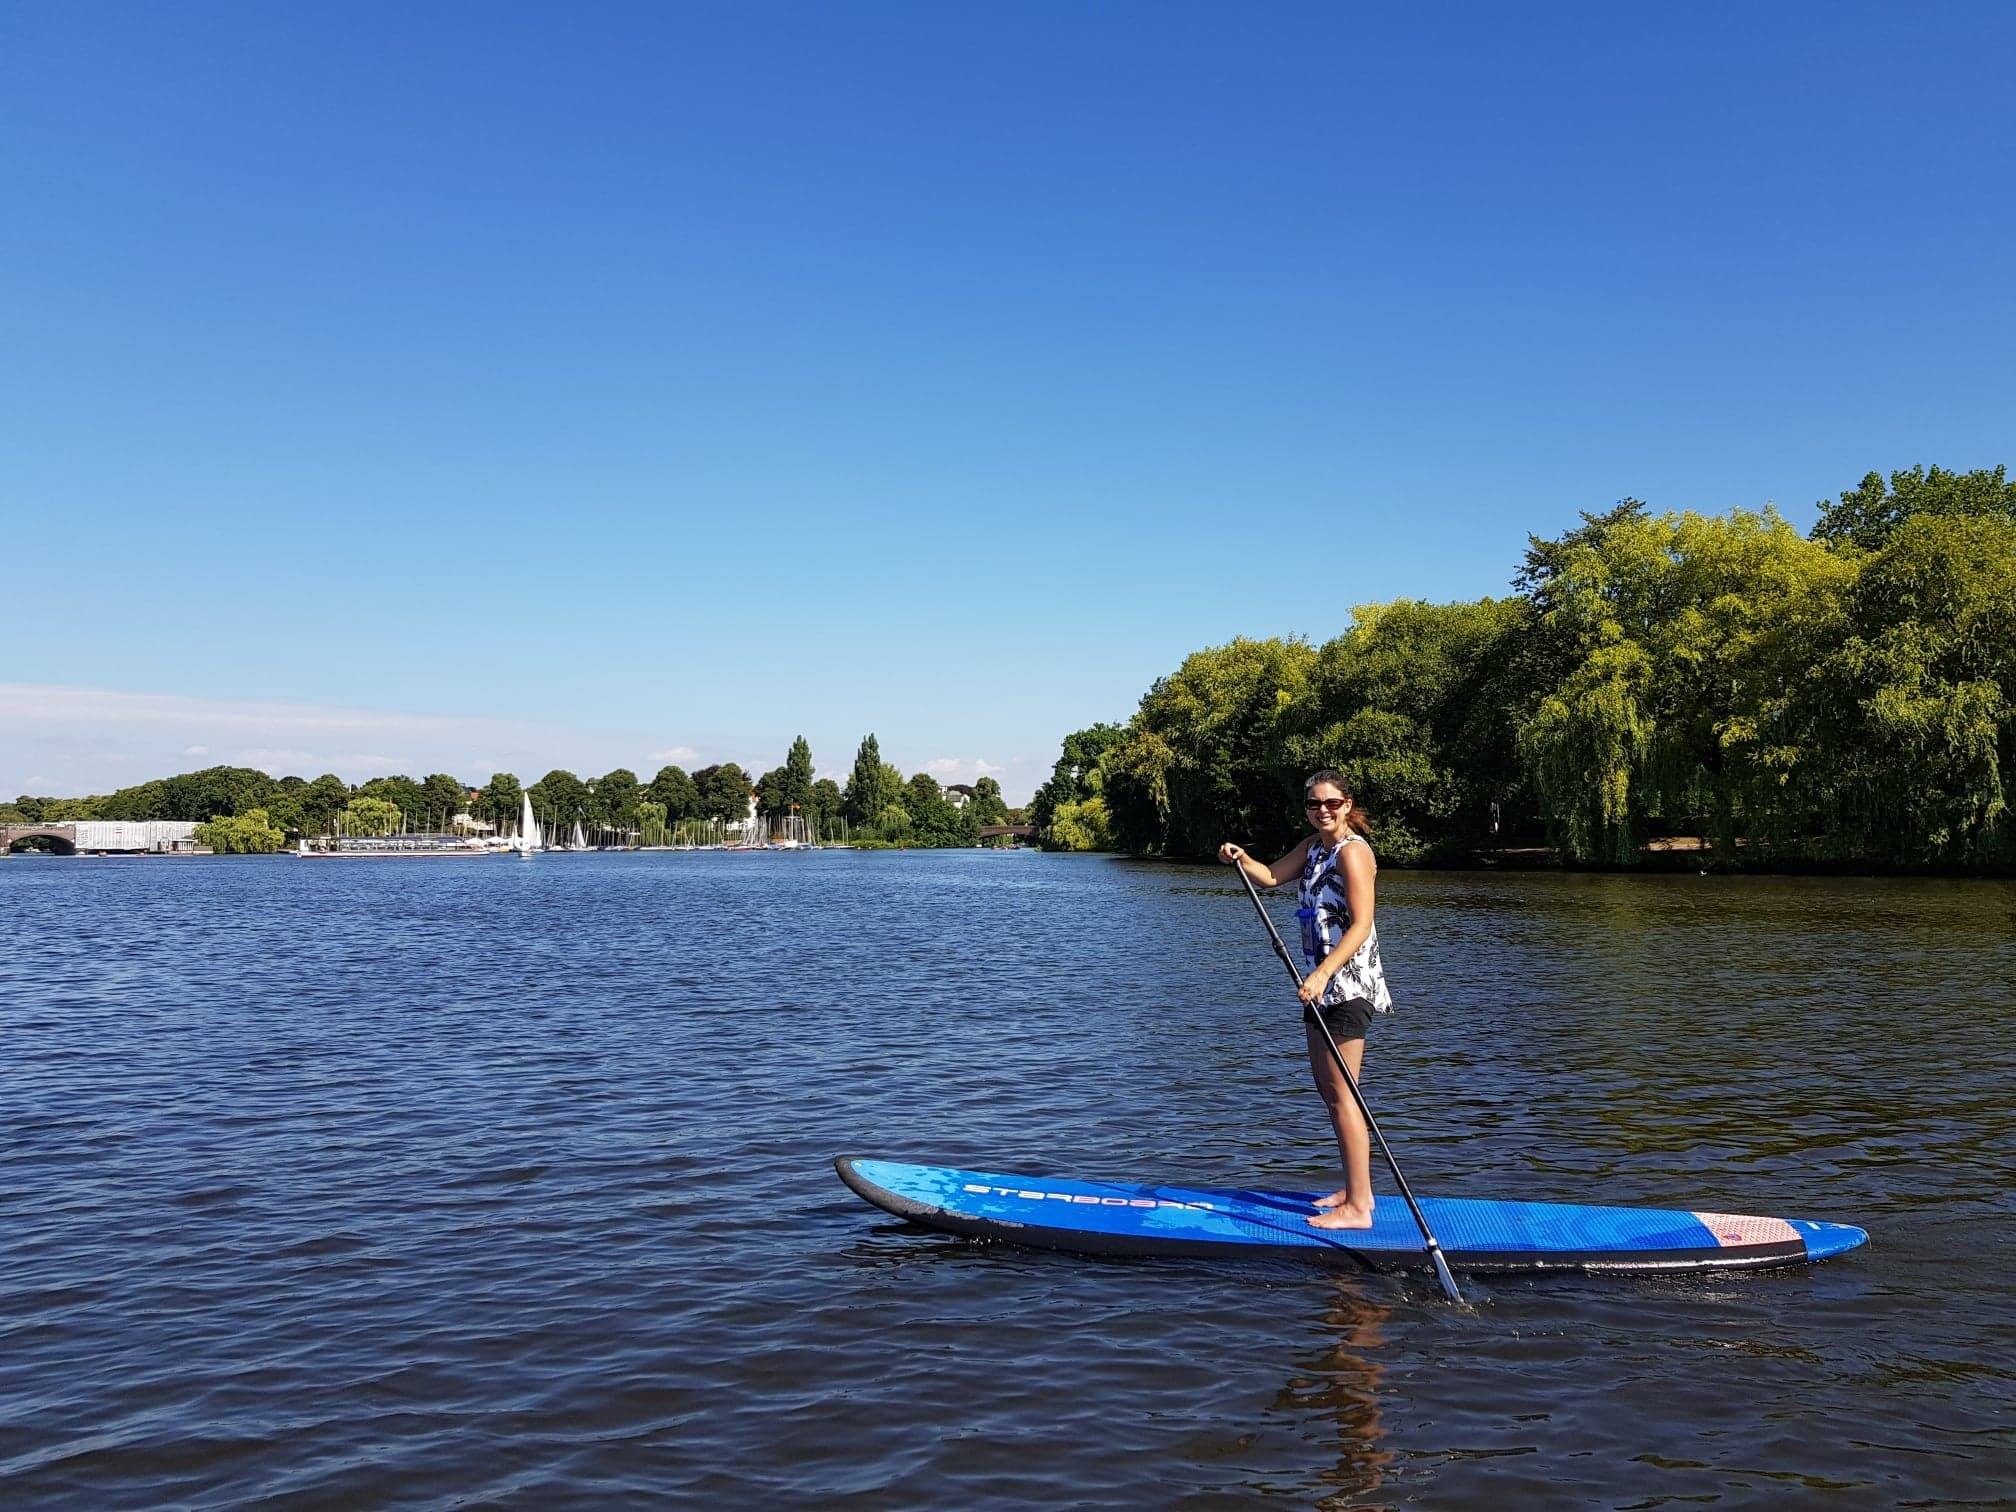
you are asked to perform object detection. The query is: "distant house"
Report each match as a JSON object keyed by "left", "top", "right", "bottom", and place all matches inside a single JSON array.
[{"left": 945, "top": 784, "right": 975, "bottom": 809}]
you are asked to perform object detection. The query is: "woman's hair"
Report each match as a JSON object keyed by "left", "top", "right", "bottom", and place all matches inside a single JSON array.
[{"left": 1304, "top": 769, "right": 1374, "bottom": 835}]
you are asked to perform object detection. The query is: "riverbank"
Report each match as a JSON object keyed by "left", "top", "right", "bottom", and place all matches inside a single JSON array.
[{"left": 1101, "top": 837, "right": 2016, "bottom": 878}]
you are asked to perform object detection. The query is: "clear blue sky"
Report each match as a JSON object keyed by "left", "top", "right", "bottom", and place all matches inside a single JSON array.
[{"left": 4, "top": 2, "right": 2011, "bottom": 801}]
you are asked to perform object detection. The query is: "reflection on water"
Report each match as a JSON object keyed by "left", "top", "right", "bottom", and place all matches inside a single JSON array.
[
  {"left": 1, "top": 852, "right": 2012, "bottom": 1506},
  {"left": 1281, "top": 1285, "right": 1392, "bottom": 1507}
]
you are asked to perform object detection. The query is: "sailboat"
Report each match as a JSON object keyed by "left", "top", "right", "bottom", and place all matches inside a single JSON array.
[
  {"left": 519, "top": 793, "right": 542, "bottom": 858},
  {"left": 570, "top": 819, "right": 587, "bottom": 851}
]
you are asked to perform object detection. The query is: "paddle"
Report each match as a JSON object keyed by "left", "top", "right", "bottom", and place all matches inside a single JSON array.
[{"left": 1227, "top": 853, "right": 1466, "bottom": 1304}]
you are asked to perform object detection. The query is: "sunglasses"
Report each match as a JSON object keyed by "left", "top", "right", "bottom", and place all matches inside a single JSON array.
[{"left": 1304, "top": 797, "right": 1349, "bottom": 812}]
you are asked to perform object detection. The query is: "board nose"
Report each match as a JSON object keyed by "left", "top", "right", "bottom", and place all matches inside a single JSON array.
[{"left": 1797, "top": 1221, "right": 1869, "bottom": 1262}]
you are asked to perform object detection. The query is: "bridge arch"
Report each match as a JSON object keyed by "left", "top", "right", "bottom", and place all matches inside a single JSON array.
[{"left": 3, "top": 826, "right": 78, "bottom": 856}]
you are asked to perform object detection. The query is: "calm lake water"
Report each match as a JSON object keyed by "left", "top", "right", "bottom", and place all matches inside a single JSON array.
[{"left": 2, "top": 850, "right": 2012, "bottom": 1508}]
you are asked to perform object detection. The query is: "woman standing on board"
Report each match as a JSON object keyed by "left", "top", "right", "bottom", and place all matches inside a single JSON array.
[{"left": 1219, "top": 770, "right": 1393, "bottom": 1230}]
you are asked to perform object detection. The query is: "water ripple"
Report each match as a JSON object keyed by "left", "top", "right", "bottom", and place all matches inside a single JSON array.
[{"left": 1, "top": 852, "right": 2011, "bottom": 1506}]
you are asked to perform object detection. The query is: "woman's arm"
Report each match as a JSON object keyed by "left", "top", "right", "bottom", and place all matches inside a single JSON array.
[{"left": 1217, "top": 835, "right": 1311, "bottom": 889}]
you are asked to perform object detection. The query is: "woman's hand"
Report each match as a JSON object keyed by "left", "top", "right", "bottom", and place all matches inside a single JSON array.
[
  {"left": 1298, "top": 965, "right": 1333, "bottom": 1005},
  {"left": 1218, "top": 842, "right": 1246, "bottom": 865}
]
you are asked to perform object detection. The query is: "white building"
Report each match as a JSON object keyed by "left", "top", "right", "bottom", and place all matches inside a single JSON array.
[{"left": 71, "top": 821, "right": 202, "bottom": 853}]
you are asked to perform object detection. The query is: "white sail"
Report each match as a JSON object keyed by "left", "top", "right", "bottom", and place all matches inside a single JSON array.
[
  {"left": 519, "top": 792, "right": 541, "bottom": 856},
  {"left": 571, "top": 820, "right": 586, "bottom": 850}
]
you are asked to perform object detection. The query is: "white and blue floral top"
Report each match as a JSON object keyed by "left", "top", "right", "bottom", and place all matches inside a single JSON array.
[{"left": 1296, "top": 834, "right": 1394, "bottom": 1012}]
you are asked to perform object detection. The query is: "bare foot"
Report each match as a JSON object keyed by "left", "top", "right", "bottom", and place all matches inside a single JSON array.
[
  {"left": 1312, "top": 1188, "right": 1354, "bottom": 1210},
  {"left": 1308, "top": 1204, "right": 1376, "bottom": 1231}
]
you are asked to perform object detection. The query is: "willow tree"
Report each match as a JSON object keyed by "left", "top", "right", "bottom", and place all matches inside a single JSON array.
[
  {"left": 636, "top": 800, "right": 668, "bottom": 847},
  {"left": 1513, "top": 503, "right": 1856, "bottom": 862},
  {"left": 1518, "top": 641, "right": 1654, "bottom": 864},
  {"left": 340, "top": 796, "right": 402, "bottom": 837},
  {"left": 195, "top": 808, "right": 287, "bottom": 854},
  {"left": 1790, "top": 513, "right": 2015, "bottom": 865}
]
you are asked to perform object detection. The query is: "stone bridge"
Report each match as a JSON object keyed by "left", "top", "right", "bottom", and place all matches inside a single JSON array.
[{"left": 2, "top": 824, "right": 78, "bottom": 855}]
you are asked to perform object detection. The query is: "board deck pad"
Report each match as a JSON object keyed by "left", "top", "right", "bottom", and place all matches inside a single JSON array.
[{"left": 837, "top": 1157, "right": 1867, "bottom": 1273}]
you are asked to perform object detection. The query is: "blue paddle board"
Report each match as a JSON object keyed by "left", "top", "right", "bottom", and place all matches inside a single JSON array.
[{"left": 836, "top": 1157, "right": 1867, "bottom": 1273}]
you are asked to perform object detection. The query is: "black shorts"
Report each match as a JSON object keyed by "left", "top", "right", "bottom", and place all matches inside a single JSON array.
[{"left": 1307, "top": 997, "right": 1376, "bottom": 1042}]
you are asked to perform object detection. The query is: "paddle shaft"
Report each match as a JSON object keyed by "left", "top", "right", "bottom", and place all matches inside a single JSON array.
[{"left": 1229, "top": 854, "right": 1465, "bottom": 1304}]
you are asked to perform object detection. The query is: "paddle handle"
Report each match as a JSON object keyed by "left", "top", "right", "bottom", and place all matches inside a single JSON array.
[{"left": 1228, "top": 854, "right": 1465, "bottom": 1305}]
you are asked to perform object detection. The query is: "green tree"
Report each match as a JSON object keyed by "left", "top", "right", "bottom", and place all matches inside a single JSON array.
[
  {"left": 98, "top": 779, "right": 167, "bottom": 821},
  {"left": 263, "top": 777, "right": 308, "bottom": 839},
  {"left": 844, "top": 735, "right": 901, "bottom": 826},
  {"left": 358, "top": 774, "right": 425, "bottom": 826},
  {"left": 476, "top": 772, "right": 521, "bottom": 825},
  {"left": 755, "top": 766, "right": 791, "bottom": 817},
  {"left": 160, "top": 766, "right": 277, "bottom": 822},
  {"left": 902, "top": 771, "right": 943, "bottom": 815},
  {"left": 301, "top": 773, "right": 352, "bottom": 834},
  {"left": 420, "top": 773, "right": 468, "bottom": 829},
  {"left": 1513, "top": 505, "right": 1857, "bottom": 862},
  {"left": 1285, "top": 597, "right": 1533, "bottom": 860},
  {"left": 648, "top": 765, "right": 700, "bottom": 821},
  {"left": 196, "top": 807, "right": 287, "bottom": 853},
  {"left": 1788, "top": 513, "right": 2016, "bottom": 865},
  {"left": 781, "top": 735, "right": 817, "bottom": 822},
  {"left": 697, "top": 762, "right": 752, "bottom": 822},
  {"left": 1049, "top": 796, "right": 1113, "bottom": 851},
  {"left": 968, "top": 776, "right": 1010, "bottom": 828},
  {"left": 636, "top": 799, "right": 669, "bottom": 847},
  {"left": 528, "top": 770, "right": 589, "bottom": 828},
  {"left": 591, "top": 768, "right": 641, "bottom": 829},
  {"left": 810, "top": 778, "right": 843, "bottom": 833},
  {"left": 1100, "top": 637, "right": 1317, "bottom": 859},
  {"left": 895, "top": 771, "right": 975, "bottom": 846},
  {"left": 877, "top": 801, "right": 913, "bottom": 843},
  {"left": 340, "top": 796, "right": 403, "bottom": 837},
  {"left": 41, "top": 795, "right": 104, "bottom": 821},
  {"left": 1028, "top": 723, "right": 1126, "bottom": 834},
  {"left": 1813, "top": 465, "right": 2016, "bottom": 551}
]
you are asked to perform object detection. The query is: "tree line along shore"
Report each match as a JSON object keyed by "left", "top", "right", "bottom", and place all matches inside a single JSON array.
[
  {"left": 4, "top": 735, "right": 1019, "bottom": 854},
  {"left": 1026, "top": 466, "right": 2016, "bottom": 874},
  {"left": 12, "top": 465, "right": 2011, "bottom": 872}
]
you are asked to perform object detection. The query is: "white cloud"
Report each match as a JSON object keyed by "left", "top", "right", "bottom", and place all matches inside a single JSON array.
[
  {"left": 923, "top": 757, "right": 1006, "bottom": 782},
  {"left": 235, "top": 748, "right": 318, "bottom": 767},
  {"left": 0, "top": 684, "right": 470, "bottom": 737},
  {"left": 0, "top": 683, "right": 517, "bottom": 794},
  {"left": 0, "top": 682, "right": 1039, "bottom": 805}
]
